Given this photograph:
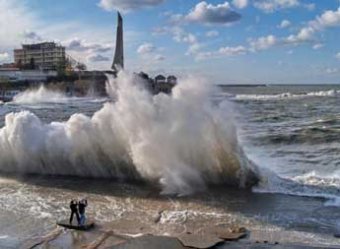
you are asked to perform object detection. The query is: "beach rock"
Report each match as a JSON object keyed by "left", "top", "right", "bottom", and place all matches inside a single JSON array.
[
  {"left": 178, "top": 234, "right": 223, "bottom": 249},
  {"left": 216, "top": 231, "right": 246, "bottom": 241},
  {"left": 212, "top": 225, "right": 247, "bottom": 241},
  {"left": 111, "top": 235, "right": 186, "bottom": 249}
]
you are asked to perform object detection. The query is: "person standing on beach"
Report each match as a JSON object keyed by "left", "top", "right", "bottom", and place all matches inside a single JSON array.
[
  {"left": 78, "top": 199, "right": 88, "bottom": 226},
  {"left": 69, "top": 199, "right": 80, "bottom": 224}
]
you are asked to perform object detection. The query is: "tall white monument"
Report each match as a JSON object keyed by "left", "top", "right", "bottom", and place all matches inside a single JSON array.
[{"left": 112, "top": 12, "right": 124, "bottom": 73}]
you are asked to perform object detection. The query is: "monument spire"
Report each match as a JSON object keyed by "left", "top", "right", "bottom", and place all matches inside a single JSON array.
[{"left": 112, "top": 12, "right": 124, "bottom": 72}]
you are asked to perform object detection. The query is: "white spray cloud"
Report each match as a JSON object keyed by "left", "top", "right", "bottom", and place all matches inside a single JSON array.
[
  {"left": 0, "top": 73, "right": 257, "bottom": 195},
  {"left": 13, "top": 86, "right": 69, "bottom": 104}
]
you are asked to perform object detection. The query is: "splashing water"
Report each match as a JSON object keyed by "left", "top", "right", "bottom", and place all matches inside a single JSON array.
[
  {"left": 0, "top": 72, "right": 258, "bottom": 195},
  {"left": 13, "top": 85, "right": 69, "bottom": 104}
]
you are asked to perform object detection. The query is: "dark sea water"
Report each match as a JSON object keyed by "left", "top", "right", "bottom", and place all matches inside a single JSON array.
[
  {"left": 0, "top": 83, "right": 340, "bottom": 248},
  {"left": 223, "top": 85, "right": 340, "bottom": 203}
]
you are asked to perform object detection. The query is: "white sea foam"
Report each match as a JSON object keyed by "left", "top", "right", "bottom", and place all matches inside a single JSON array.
[
  {"left": 12, "top": 85, "right": 69, "bottom": 104},
  {"left": 254, "top": 169, "right": 340, "bottom": 206},
  {"left": 0, "top": 72, "right": 257, "bottom": 195},
  {"left": 234, "top": 89, "right": 340, "bottom": 101}
]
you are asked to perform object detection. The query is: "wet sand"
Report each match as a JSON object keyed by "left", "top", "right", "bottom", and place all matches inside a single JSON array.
[{"left": 0, "top": 175, "right": 340, "bottom": 248}]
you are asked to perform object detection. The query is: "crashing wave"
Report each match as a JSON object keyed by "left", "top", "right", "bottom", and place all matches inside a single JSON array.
[
  {"left": 13, "top": 85, "right": 69, "bottom": 104},
  {"left": 254, "top": 169, "right": 340, "bottom": 206},
  {"left": 234, "top": 89, "right": 340, "bottom": 101},
  {"left": 0, "top": 72, "right": 258, "bottom": 195}
]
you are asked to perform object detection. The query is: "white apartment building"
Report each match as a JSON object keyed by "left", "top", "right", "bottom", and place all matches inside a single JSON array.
[{"left": 14, "top": 42, "right": 66, "bottom": 71}]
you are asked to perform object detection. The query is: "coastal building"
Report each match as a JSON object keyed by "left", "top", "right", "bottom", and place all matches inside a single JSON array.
[
  {"left": 167, "top": 75, "right": 177, "bottom": 84},
  {"left": 14, "top": 42, "right": 66, "bottom": 71},
  {"left": 155, "top": 75, "right": 166, "bottom": 84},
  {"left": 155, "top": 75, "right": 177, "bottom": 94}
]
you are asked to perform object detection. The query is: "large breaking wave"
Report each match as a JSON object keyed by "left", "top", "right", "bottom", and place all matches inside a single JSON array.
[{"left": 0, "top": 72, "right": 258, "bottom": 195}]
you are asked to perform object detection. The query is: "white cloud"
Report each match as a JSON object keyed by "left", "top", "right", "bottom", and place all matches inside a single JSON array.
[
  {"left": 284, "top": 7, "right": 340, "bottom": 46},
  {"left": 304, "top": 3, "right": 315, "bottom": 11},
  {"left": 285, "top": 27, "right": 314, "bottom": 44},
  {"left": 185, "top": 1, "right": 241, "bottom": 25},
  {"left": 87, "top": 54, "right": 110, "bottom": 62},
  {"left": 0, "top": 52, "right": 9, "bottom": 61},
  {"left": 137, "top": 43, "right": 156, "bottom": 54},
  {"left": 311, "top": 7, "right": 340, "bottom": 29},
  {"left": 64, "top": 38, "right": 113, "bottom": 53},
  {"left": 195, "top": 45, "right": 247, "bottom": 60},
  {"left": 312, "top": 43, "right": 324, "bottom": 50},
  {"left": 336, "top": 52, "right": 340, "bottom": 60},
  {"left": 172, "top": 27, "right": 197, "bottom": 44},
  {"left": 0, "top": 0, "right": 37, "bottom": 49},
  {"left": 326, "top": 68, "right": 340, "bottom": 74},
  {"left": 246, "top": 7, "right": 340, "bottom": 54},
  {"left": 187, "top": 43, "right": 203, "bottom": 56},
  {"left": 254, "top": 0, "right": 300, "bottom": 13},
  {"left": 219, "top": 46, "right": 247, "bottom": 55},
  {"left": 154, "top": 54, "right": 165, "bottom": 61},
  {"left": 249, "top": 35, "right": 277, "bottom": 51},
  {"left": 279, "top": 19, "right": 291, "bottom": 28},
  {"left": 22, "top": 30, "right": 43, "bottom": 42},
  {"left": 152, "top": 26, "right": 200, "bottom": 57},
  {"left": 98, "top": 0, "right": 165, "bottom": 12},
  {"left": 232, "top": 0, "right": 248, "bottom": 9},
  {"left": 205, "top": 30, "right": 219, "bottom": 37},
  {"left": 136, "top": 42, "right": 165, "bottom": 62}
]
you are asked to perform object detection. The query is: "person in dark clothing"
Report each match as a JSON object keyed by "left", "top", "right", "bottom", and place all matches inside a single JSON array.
[
  {"left": 69, "top": 199, "right": 80, "bottom": 224},
  {"left": 78, "top": 199, "right": 88, "bottom": 226}
]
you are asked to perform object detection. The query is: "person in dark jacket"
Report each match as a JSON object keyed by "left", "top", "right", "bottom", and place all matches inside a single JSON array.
[
  {"left": 78, "top": 199, "right": 88, "bottom": 226},
  {"left": 69, "top": 199, "right": 80, "bottom": 224}
]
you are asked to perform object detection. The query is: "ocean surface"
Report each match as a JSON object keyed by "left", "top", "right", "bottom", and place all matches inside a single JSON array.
[{"left": 0, "top": 79, "right": 340, "bottom": 248}]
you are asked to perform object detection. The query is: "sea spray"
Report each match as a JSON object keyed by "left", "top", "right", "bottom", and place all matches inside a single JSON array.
[
  {"left": 0, "top": 72, "right": 258, "bottom": 195},
  {"left": 13, "top": 85, "right": 68, "bottom": 104}
]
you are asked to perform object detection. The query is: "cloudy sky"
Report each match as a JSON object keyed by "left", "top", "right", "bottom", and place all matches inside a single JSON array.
[{"left": 0, "top": 0, "right": 339, "bottom": 84}]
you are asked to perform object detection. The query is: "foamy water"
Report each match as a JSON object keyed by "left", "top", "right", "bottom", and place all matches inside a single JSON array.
[
  {"left": 13, "top": 85, "right": 69, "bottom": 104},
  {"left": 233, "top": 89, "right": 340, "bottom": 100}
]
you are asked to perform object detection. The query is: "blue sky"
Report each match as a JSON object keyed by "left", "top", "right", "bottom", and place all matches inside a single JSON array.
[{"left": 0, "top": 0, "right": 339, "bottom": 84}]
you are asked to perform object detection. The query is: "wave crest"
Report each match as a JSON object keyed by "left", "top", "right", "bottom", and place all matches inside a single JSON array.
[{"left": 234, "top": 89, "right": 340, "bottom": 101}]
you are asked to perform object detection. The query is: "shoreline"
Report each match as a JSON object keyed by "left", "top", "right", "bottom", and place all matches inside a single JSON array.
[
  {"left": 20, "top": 225, "right": 340, "bottom": 249},
  {"left": 0, "top": 176, "right": 340, "bottom": 248}
]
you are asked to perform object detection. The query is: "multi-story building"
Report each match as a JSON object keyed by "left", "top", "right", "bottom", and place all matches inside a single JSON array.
[{"left": 14, "top": 42, "right": 66, "bottom": 71}]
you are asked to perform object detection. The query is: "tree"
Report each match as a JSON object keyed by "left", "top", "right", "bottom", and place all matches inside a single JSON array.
[
  {"left": 75, "top": 63, "right": 87, "bottom": 81},
  {"left": 75, "top": 63, "right": 87, "bottom": 71}
]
